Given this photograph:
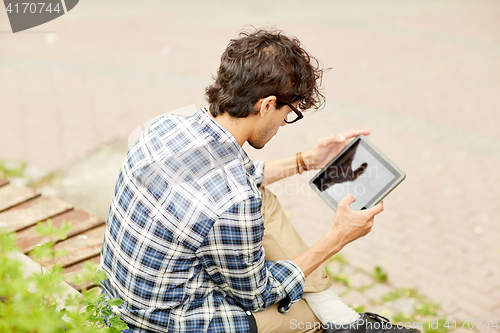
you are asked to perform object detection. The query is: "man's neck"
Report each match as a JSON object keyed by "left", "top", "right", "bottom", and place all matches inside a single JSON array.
[{"left": 208, "top": 110, "right": 252, "bottom": 147}]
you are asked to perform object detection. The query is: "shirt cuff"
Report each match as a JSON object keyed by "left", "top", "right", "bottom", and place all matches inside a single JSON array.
[
  {"left": 267, "top": 260, "right": 305, "bottom": 313},
  {"left": 251, "top": 160, "right": 265, "bottom": 188}
]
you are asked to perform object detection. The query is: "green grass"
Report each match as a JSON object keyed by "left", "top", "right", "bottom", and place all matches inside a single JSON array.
[
  {"left": 325, "top": 265, "right": 351, "bottom": 287},
  {"left": 381, "top": 288, "right": 420, "bottom": 302},
  {"left": 327, "top": 253, "right": 348, "bottom": 264},
  {"left": 0, "top": 160, "right": 26, "bottom": 179},
  {"left": 373, "top": 266, "right": 388, "bottom": 283},
  {"left": 325, "top": 254, "right": 352, "bottom": 287},
  {"left": 30, "top": 172, "right": 58, "bottom": 188},
  {"left": 353, "top": 305, "right": 366, "bottom": 313},
  {"left": 414, "top": 302, "right": 440, "bottom": 317},
  {"left": 380, "top": 288, "right": 448, "bottom": 333},
  {"left": 324, "top": 257, "right": 450, "bottom": 333},
  {"left": 0, "top": 160, "right": 58, "bottom": 188}
]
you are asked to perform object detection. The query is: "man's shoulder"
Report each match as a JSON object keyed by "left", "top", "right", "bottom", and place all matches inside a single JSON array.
[{"left": 127, "top": 112, "right": 259, "bottom": 215}]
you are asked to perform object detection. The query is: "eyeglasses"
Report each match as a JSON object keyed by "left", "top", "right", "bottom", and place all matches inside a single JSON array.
[{"left": 284, "top": 102, "right": 304, "bottom": 124}]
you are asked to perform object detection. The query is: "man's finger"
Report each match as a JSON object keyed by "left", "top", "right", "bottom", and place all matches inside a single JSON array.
[
  {"left": 365, "top": 201, "right": 384, "bottom": 216},
  {"left": 332, "top": 134, "right": 346, "bottom": 143},
  {"left": 321, "top": 134, "right": 346, "bottom": 146},
  {"left": 340, "top": 129, "right": 371, "bottom": 139}
]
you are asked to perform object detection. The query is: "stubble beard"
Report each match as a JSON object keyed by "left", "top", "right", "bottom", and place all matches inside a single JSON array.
[{"left": 248, "top": 122, "right": 277, "bottom": 150}]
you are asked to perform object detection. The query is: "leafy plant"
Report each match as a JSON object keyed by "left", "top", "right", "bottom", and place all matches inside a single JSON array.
[
  {"left": 0, "top": 220, "right": 128, "bottom": 332},
  {"left": 29, "top": 219, "right": 72, "bottom": 273}
]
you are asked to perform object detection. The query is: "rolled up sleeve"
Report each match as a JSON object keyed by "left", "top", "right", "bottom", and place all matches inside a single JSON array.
[{"left": 195, "top": 196, "right": 305, "bottom": 313}]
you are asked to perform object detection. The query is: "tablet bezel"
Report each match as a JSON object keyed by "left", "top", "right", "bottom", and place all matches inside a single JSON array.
[{"left": 309, "top": 135, "right": 406, "bottom": 212}]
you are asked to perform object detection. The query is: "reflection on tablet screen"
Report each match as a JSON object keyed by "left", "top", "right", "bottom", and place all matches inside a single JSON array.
[{"left": 312, "top": 140, "right": 396, "bottom": 210}]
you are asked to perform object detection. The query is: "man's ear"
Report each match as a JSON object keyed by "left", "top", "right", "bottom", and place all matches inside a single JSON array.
[{"left": 255, "top": 96, "right": 277, "bottom": 118}]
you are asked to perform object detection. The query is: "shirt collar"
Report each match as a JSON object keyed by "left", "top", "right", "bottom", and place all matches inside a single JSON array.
[{"left": 194, "top": 108, "right": 255, "bottom": 175}]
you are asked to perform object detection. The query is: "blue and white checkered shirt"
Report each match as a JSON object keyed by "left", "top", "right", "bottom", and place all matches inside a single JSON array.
[{"left": 99, "top": 108, "right": 305, "bottom": 333}]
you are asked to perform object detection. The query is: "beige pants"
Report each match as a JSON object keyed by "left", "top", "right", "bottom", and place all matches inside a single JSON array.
[{"left": 253, "top": 187, "right": 333, "bottom": 333}]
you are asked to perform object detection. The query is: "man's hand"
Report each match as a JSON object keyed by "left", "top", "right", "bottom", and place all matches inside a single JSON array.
[
  {"left": 328, "top": 194, "right": 384, "bottom": 248},
  {"left": 259, "top": 130, "right": 370, "bottom": 188},
  {"left": 292, "top": 194, "right": 383, "bottom": 277},
  {"left": 304, "top": 130, "right": 370, "bottom": 170}
]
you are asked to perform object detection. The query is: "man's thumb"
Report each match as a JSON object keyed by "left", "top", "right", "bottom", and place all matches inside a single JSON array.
[{"left": 339, "top": 194, "right": 357, "bottom": 207}]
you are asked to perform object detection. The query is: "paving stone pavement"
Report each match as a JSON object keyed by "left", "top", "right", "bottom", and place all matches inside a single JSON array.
[{"left": 1, "top": 0, "right": 499, "bottom": 331}]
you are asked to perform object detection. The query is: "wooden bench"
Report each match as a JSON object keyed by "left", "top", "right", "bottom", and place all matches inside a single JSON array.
[{"left": 0, "top": 178, "right": 105, "bottom": 291}]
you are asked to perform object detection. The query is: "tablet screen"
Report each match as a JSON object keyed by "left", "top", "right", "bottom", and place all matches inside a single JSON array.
[{"left": 311, "top": 139, "right": 398, "bottom": 210}]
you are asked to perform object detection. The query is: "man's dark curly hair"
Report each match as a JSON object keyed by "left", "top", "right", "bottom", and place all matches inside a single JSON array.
[{"left": 205, "top": 28, "right": 325, "bottom": 118}]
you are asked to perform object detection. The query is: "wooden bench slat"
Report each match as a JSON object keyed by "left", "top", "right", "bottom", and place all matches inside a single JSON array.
[
  {"left": 0, "top": 196, "right": 73, "bottom": 233},
  {"left": 63, "top": 256, "right": 101, "bottom": 292},
  {"left": 0, "top": 179, "right": 9, "bottom": 187},
  {"left": 0, "top": 184, "right": 40, "bottom": 212},
  {"left": 42, "top": 225, "right": 106, "bottom": 268},
  {"left": 64, "top": 255, "right": 101, "bottom": 275},
  {"left": 71, "top": 281, "right": 98, "bottom": 293},
  {"left": 16, "top": 209, "right": 105, "bottom": 254}
]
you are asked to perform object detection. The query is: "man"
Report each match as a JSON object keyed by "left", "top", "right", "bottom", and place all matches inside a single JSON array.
[{"left": 99, "top": 29, "right": 418, "bottom": 333}]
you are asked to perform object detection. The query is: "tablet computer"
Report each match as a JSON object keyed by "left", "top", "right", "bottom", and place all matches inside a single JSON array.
[{"left": 309, "top": 135, "right": 405, "bottom": 212}]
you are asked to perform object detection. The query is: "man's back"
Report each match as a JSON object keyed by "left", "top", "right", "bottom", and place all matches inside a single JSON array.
[{"left": 99, "top": 108, "right": 304, "bottom": 332}]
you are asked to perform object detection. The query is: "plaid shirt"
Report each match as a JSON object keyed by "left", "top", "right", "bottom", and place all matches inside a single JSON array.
[{"left": 99, "top": 108, "right": 305, "bottom": 333}]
